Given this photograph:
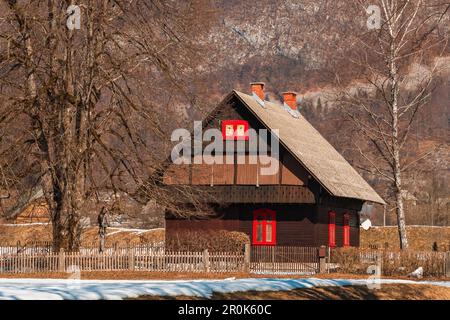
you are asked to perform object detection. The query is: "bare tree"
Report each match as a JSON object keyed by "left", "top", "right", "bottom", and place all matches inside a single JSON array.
[
  {"left": 333, "top": 0, "right": 449, "bottom": 249},
  {"left": 0, "top": 0, "right": 215, "bottom": 251}
]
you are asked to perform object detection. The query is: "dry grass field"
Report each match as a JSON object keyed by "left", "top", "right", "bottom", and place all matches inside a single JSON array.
[
  {"left": 360, "top": 226, "right": 450, "bottom": 251},
  {"left": 0, "top": 223, "right": 164, "bottom": 245}
]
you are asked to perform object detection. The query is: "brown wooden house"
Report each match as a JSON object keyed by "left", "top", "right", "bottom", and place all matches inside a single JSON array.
[{"left": 163, "top": 83, "right": 385, "bottom": 248}]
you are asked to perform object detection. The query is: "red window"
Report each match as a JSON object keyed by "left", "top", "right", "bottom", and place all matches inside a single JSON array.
[
  {"left": 343, "top": 213, "right": 350, "bottom": 247},
  {"left": 221, "top": 120, "right": 249, "bottom": 140},
  {"left": 328, "top": 211, "right": 336, "bottom": 248},
  {"left": 252, "top": 209, "right": 276, "bottom": 245}
]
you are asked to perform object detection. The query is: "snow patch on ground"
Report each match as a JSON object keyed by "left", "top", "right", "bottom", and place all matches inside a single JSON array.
[
  {"left": 107, "top": 227, "right": 164, "bottom": 236},
  {"left": 0, "top": 223, "right": 50, "bottom": 227},
  {"left": 0, "top": 278, "right": 449, "bottom": 300}
]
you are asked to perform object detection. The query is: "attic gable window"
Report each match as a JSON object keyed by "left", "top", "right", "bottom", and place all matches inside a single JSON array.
[{"left": 221, "top": 120, "right": 249, "bottom": 140}]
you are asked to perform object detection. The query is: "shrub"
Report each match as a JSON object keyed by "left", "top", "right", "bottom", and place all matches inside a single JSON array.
[
  {"left": 330, "top": 247, "right": 370, "bottom": 274},
  {"left": 166, "top": 230, "right": 250, "bottom": 252}
]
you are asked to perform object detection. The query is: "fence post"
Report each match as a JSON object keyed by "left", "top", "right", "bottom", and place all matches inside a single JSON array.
[
  {"left": 446, "top": 252, "right": 450, "bottom": 278},
  {"left": 318, "top": 245, "right": 327, "bottom": 273},
  {"left": 203, "top": 249, "right": 210, "bottom": 272},
  {"left": 271, "top": 247, "right": 275, "bottom": 273},
  {"left": 128, "top": 248, "right": 135, "bottom": 271},
  {"left": 58, "top": 248, "right": 66, "bottom": 272},
  {"left": 244, "top": 244, "right": 250, "bottom": 273}
]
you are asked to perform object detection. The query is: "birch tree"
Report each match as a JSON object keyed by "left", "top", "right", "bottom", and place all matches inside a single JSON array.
[{"left": 334, "top": 0, "right": 449, "bottom": 249}]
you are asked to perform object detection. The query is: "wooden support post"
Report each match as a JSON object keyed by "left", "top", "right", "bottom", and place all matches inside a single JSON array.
[
  {"left": 244, "top": 244, "right": 250, "bottom": 273},
  {"left": 203, "top": 249, "right": 210, "bottom": 272},
  {"left": 271, "top": 246, "right": 275, "bottom": 273},
  {"left": 445, "top": 252, "right": 450, "bottom": 278},
  {"left": 318, "top": 245, "right": 327, "bottom": 274},
  {"left": 128, "top": 248, "right": 135, "bottom": 271},
  {"left": 59, "top": 248, "right": 66, "bottom": 272}
]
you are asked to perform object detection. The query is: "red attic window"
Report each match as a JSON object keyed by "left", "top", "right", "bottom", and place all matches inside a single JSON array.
[
  {"left": 328, "top": 211, "right": 336, "bottom": 248},
  {"left": 252, "top": 209, "right": 276, "bottom": 245},
  {"left": 221, "top": 120, "right": 249, "bottom": 140},
  {"left": 343, "top": 213, "right": 350, "bottom": 247}
]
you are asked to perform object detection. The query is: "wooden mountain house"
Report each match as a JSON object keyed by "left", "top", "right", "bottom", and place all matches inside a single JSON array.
[{"left": 163, "top": 83, "right": 385, "bottom": 247}]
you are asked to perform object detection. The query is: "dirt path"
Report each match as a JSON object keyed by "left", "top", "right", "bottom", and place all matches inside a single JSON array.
[{"left": 133, "top": 284, "right": 450, "bottom": 300}]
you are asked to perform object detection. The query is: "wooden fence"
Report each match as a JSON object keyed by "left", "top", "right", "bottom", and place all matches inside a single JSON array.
[
  {"left": 0, "top": 244, "right": 320, "bottom": 274},
  {"left": 330, "top": 248, "right": 450, "bottom": 277},
  {"left": 251, "top": 246, "right": 319, "bottom": 274},
  {"left": 0, "top": 249, "right": 246, "bottom": 274},
  {"left": 3, "top": 243, "right": 447, "bottom": 277}
]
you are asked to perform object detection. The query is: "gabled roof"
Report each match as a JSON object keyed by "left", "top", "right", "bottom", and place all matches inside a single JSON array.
[{"left": 231, "top": 90, "right": 385, "bottom": 204}]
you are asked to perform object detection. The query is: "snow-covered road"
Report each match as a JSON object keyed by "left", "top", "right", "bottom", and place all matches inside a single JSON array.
[{"left": 0, "top": 278, "right": 449, "bottom": 300}]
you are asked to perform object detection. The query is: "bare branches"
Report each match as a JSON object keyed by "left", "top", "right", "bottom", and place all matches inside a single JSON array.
[
  {"left": 331, "top": 0, "right": 449, "bottom": 249},
  {"left": 0, "top": 0, "right": 215, "bottom": 250}
]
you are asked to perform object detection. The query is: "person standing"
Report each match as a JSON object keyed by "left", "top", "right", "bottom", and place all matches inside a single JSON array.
[{"left": 98, "top": 207, "right": 109, "bottom": 253}]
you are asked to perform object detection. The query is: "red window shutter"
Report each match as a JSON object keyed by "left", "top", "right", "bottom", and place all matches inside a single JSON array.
[
  {"left": 252, "top": 209, "right": 276, "bottom": 245},
  {"left": 328, "top": 211, "right": 336, "bottom": 248},
  {"left": 343, "top": 213, "right": 350, "bottom": 247}
]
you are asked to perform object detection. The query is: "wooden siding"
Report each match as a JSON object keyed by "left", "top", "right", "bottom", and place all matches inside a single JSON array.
[
  {"left": 235, "top": 155, "right": 258, "bottom": 184},
  {"left": 166, "top": 202, "right": 362, "bottom": 247},
  {"left": 166, "top": 217, "right": 240, "bottom": 233},
  {"left": 163, "top": 163, "right": 190, "bottom": 185},
  {"left": 212, "top": 157, "right": 235, "bottom": 185},
  {"left": 165, "top": 185, "right": 316, "bottom": 204},
  {"left": 163, "top": 99, "right": 309, "bottom": 188},
  {"left": 281, "top": 152, "right": 307, "bottom": 185},
  {"left": 164, "top": 151, "right": 305, "bottom": 187},
  {"left": 167, "top": 204, "right": 329, "bottom": 247},
  {"left": 315, "top": 203, "right": 362, "bottom": 247},
  {"left": 191, "top": 155, "right": 212, "bottom": 185},
  {"left": 257, "top": 155, "right": 280, "bottom": 185},
  {"left": 238, "top": 205, "right": 318, "bottom": 246}
]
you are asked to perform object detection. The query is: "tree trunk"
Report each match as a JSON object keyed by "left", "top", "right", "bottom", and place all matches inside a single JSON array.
[
  {"left": 51, "top": 199, "right": 82, "bottom": 252},
  {"left": 394, "top": 171, "right": 409, "bottom": 250},
  {"left": 99, "top": 231, "right": 105, "bottom": 253},
  {"left": 389, "top": 32, "right": 409, "bottom": 250}
]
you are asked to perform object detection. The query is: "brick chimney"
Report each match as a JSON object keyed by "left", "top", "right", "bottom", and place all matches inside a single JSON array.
[
  {"left": 282, "top": 91, "right": 298, "bottom": 110},
  {"left": 251, "top": 82, "right": 265, "bottom": 101}
]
